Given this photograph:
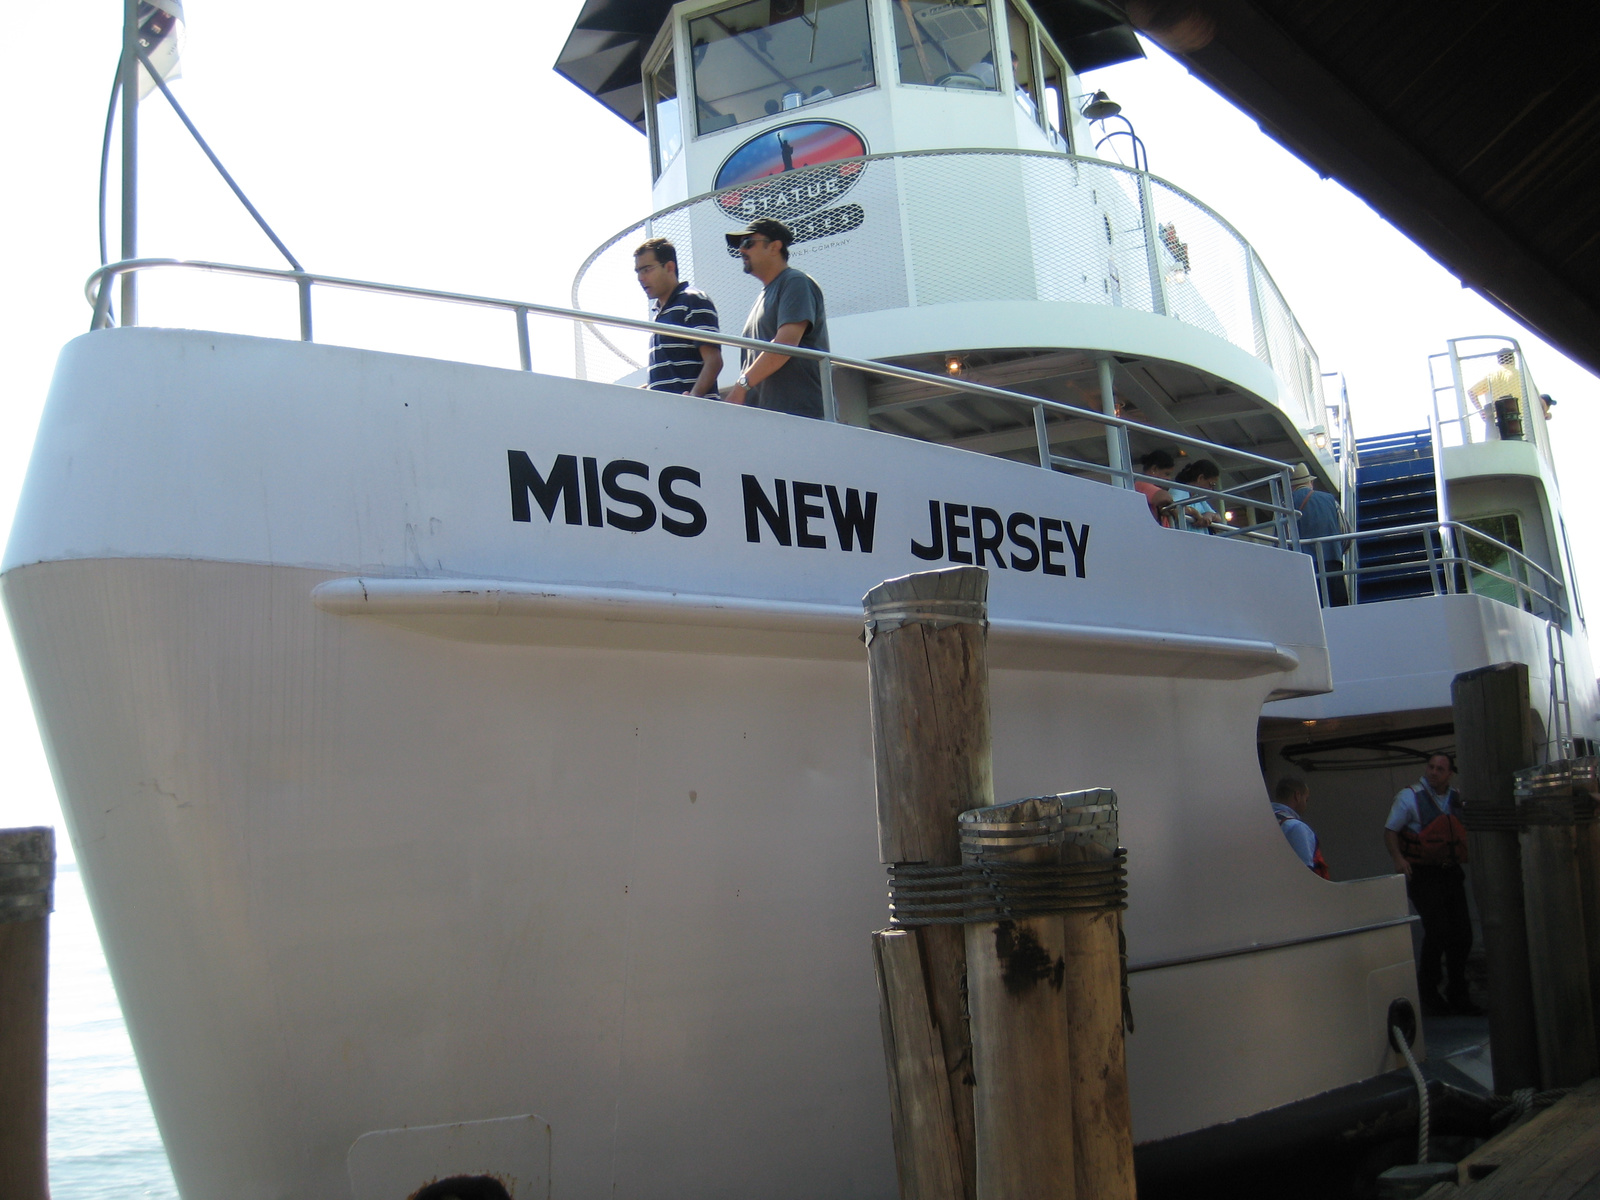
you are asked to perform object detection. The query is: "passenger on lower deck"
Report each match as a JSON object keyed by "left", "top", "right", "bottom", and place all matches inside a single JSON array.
[
  {"left": 1271, "top": 776, "right": 1330, "bottom": 879},
  {"left": 1134, "top": 450, "right": 1177, "bottom": 527}
]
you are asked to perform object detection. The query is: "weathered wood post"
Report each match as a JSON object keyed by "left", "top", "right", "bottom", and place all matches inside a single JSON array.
[
  {"left": 866, "top": 566, "right": 989, "bottom": 1200},
  {"left": 958, "top": 797, "right": 1077, "bottom": 1200},
  {"left": 0, "top": 827, "right": 55, "bottom": 1200},
  {"left": 1057, "top": 791, "right": 1136, "bottom": 1200},
  {"left": 1452, "top": 663, "right": 1540, "bottom": 1092},
  {"left": 1570, "top": 756, "right": 1600, "bottom": 1042},
  {"left": 1515, "top": 761, "right": 1598, "bottom": 1086}
]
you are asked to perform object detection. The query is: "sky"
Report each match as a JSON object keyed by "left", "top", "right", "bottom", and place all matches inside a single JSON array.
[{"left": 0, "top": 1, "right": 1596, "bottom": 845}]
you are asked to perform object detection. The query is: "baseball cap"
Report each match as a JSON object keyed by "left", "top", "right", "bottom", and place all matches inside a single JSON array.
[{"left": 724, "top": 218, "right": 794, "bottom": 250}]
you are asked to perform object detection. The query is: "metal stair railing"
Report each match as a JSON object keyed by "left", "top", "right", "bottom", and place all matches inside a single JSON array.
[{"left": 1302, "top": 521, "right": 1568, "bottom": 623}]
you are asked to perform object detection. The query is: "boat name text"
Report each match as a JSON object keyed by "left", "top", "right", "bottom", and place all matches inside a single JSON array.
[{"left": 507, "top": 451, "right": 1090, "bottom": 577}]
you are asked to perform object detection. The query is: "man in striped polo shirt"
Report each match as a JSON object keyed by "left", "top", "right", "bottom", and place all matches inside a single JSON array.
[{"left": 634, "top": 237, "right": 722, "bottom": 399}]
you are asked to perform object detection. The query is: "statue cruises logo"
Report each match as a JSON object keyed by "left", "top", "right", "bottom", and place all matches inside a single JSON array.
[{"left": 714, "top": 121, "right": 867, "bottom": 248}]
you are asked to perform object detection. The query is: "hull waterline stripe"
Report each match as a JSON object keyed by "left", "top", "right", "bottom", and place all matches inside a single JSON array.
[
  {"left": 1127, "top": 915, "right": 1418, "bottom": 974},
  {"left": 310, "top": 576, "right": 1301, "bottom": 672}
]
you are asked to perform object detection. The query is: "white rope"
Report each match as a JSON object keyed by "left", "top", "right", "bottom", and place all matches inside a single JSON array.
[{"left": 1393, "top": 1024, "right": 1430, "bottom": 1164}]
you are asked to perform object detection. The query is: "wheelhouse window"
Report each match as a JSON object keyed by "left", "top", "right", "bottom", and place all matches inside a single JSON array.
[
  {"left": 893, "top": 1, "right": 997, "bottom": 91},
  {"left": 1462, "top": 513, "right": 1528, "bottom": 609},
  {"left": 647, "top": 49, "right": 683, "bottom": 177},
  {"left": 689, "top": 0, "right": 877, "bottom": 136},
  {"left": 1004, "top": 1, "right": 1038, "bottom": 121},
  {"left": 1039, "top": 44, "right": 1069, "bottom": 147}
]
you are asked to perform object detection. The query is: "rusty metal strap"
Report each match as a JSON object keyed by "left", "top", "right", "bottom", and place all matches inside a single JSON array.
[{"left": 886, "top": 852, "right": 1128, "bottom": 926}]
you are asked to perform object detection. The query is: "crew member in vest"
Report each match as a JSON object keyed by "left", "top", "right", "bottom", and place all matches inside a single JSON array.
[
  {"left": 1384, "top": 752, "right": 1479, "bottom": 1015},
  {"left": 1271, "top": 776, "right": 1329, "bottom": 879},
  {"left": 634, "top": 237, "right": 723, "bottom": 398},
  {"left": 721, "top": 218, "right": 829, "bottom": 420}
]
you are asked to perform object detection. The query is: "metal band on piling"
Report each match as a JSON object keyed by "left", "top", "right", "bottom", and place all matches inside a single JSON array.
[{"left": 0, "top": 830, "right": 54, "bottom": 926}]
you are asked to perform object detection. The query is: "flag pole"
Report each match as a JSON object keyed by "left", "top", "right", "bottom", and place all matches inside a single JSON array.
[{"left": 119, "top": 0, "right": 139, "bottom": 326}]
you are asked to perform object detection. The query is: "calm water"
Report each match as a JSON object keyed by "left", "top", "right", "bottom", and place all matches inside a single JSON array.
[{"left": 49, "top": 862, "right": 179, "bottom": 1199}]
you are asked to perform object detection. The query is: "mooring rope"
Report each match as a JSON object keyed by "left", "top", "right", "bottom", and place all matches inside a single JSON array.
[{"left": 1393, "top": 1023, "right": 1430, "bottom": 1164}]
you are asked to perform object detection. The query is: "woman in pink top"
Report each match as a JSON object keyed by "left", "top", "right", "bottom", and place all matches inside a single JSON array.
[{"left": 1134, "top": 449, "right": 1178, "bottom": 527}]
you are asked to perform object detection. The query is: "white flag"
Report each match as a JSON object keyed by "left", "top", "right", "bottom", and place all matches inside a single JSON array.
[{"left": 136, "top": 0, "right": 184, "bottom": 100}]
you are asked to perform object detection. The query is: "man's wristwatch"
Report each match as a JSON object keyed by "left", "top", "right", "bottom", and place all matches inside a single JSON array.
[{"left": 736, "top": 372, "right": 750, "bottom": 390}]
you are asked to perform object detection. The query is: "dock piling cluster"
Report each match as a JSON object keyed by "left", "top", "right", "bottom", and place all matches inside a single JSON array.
[{"left": 865, "top": 567, "right": 1134, "bottom": 1200}]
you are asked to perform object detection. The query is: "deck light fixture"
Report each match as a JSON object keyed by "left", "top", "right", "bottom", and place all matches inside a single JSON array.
[
  {"left": 945, "top": 354, "right": 967, "bottom": 377},
  {"left": 1080, "top": 90, "right": 1121, "bottom": 120}
]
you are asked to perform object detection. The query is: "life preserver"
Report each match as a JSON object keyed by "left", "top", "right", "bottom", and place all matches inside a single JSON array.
[
  {"left": 1274, "top": 807, "right": 1331, "bottom": 879},
  {"left": 1398, "top": 786, "right": 1468, "bottom": 866}
]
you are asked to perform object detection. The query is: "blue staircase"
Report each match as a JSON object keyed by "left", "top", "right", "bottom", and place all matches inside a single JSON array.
[{"left": 1348, "top": 430, "right": 1446, "bottom": 603}]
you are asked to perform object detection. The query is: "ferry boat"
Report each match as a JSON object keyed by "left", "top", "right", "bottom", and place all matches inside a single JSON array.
[{"left": 4, "top": 0, "right": 1591, "bottom": 1196}]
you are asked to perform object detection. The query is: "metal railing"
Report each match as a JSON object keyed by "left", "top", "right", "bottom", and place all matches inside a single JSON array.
[
  {"left": 1430, "top": 335, "right": 1557, "bottom": 476},
  {"left": 83, "top": 255, "right": 1302, "bottom": 548},
  {"left": 571, "top": 148, "right": 1327, "bottom": 433},
  {"left": 1301, "top": 520, "right": 1569, "bottom": 624}
]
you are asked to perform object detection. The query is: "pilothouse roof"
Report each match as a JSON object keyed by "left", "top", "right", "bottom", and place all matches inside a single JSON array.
[{"left": 556, "top": 0, "right": 1145, "bottom": 131}]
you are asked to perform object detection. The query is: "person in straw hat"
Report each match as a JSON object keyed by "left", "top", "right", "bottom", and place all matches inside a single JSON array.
[{"left": 1290, "top": 462, "right": 1349, "bottom": 606}]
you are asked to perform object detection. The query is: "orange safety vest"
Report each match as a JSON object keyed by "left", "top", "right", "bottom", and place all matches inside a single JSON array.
[{"left": 1397, "top": 786, "right": 1468, "bottom": 867}]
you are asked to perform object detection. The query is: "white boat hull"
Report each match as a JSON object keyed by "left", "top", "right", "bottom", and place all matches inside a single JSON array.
[{"left": 5, "top": 329, "right": 1414, "bottom": 1199}]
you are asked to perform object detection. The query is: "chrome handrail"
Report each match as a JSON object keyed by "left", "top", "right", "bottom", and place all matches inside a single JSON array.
[
  {"left": 1300, "top": 519, "right": 1568, "bottom": 621},
  {"left": 84, "top": 256, "right": 1303, "bottom": 536}
]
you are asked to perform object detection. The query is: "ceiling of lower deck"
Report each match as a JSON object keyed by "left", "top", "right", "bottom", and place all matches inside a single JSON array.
[
  {"left": 866, "top": 348, "right": 1309, "bottom": 481},
  {"left": 1128, "top": 0, "right": 1600, "bottom": 377}
]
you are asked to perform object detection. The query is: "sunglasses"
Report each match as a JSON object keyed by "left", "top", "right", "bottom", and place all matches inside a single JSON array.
[{"left": 737, "top": 235, "right": 770, "bottom": 250}]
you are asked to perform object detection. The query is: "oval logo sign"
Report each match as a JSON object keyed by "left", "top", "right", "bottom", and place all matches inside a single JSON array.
[{"left": 714, "top": 121, "right": 868, "bottom": 224}]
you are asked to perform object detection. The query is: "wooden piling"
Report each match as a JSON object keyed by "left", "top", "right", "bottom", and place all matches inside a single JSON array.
[
  {"left": 1515, "top": 762, "right": 1598, "bottom": 1086},
  {"left": 865, "top": 566, "right": 991, "bottom": 1200},
  {"left": 0, "top": 827, "right": 55, "bottom": 1200},
  {"left": 958, "top": 796, "right": 1077, "bottom": 1200},
  {"left": 1570, "top": 757, "right": 1600, "bottom": 1043},
  {"left": 1452, "top": 662, "right": 1540, "bottom": 1093},
  {"left": 1057, "top": 792, "right": 1136, "bottom": 1200},
  {"left": 874, "top": 929, "right": 967, "bottom": 1200}
]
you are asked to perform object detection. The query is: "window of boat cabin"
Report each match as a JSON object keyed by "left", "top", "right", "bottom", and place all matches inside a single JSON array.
[
  {"left": 1002, "top": 0, "right": 1071, "bottom": 148},
  {"left": 646, "top": 45, "right": 684, "bottom": 178},
  {"left": 1004, "top": 1, "right": 1038, "bottom": 122},
  {"left": 893, "top": 1, "right": 997, "bottom": 91},
  {"left": 1038, "top": 44, "right": 1069, "bottom": 148},
  {"left": 689, "top": 0, "right": 876, "bottom": 136},
  {"left": 1461, "top": 513, "right": 1528, "bottom": 610}
]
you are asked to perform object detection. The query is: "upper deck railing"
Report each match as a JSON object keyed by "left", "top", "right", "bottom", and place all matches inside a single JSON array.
[
  {"left": 571, "top": 149, "right": 1328, "bottom": 433},
  {"left": 84, "top": 255, "right": 1302, "bottom": 550}
]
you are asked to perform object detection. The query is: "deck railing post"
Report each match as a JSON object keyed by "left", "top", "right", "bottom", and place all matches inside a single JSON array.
[
  {"left": 1033, "top": 404, "right": 1051, "bottom": 471},
  {"left": 1137, "top": 172, "right": 1169, "bottom": 318},
  {"left": 515, "top": 307, "right": 532, "bottom": 371},
  {"left": 298, "top": 277, "right": 313, "bottom": 342},
  {"left": 821, "top": 357, "right": 839, "bottom": 423}
]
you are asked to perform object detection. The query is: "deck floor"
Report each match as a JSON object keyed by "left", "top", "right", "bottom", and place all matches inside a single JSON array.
[{"left": 1428, "top": 1078, "right": 1600, "bottom": 1198}]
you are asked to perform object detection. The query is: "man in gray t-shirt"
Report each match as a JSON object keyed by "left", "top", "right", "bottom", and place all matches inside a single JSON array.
[{"left": 721, "top": 218, "right": 829, "bottom": 420}]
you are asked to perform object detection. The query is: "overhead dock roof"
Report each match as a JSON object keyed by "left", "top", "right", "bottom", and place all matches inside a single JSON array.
[{"left": 1128, "top": 0, "right": 1600, "bottom": 377}]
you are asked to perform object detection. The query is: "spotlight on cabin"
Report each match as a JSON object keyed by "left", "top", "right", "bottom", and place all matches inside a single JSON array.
[
  {"left": 945, "top": 354, "right": 967, "bottom": 377},
  {"left": 1080, "top": 90, "right": 1121, "bottom": 121}
]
